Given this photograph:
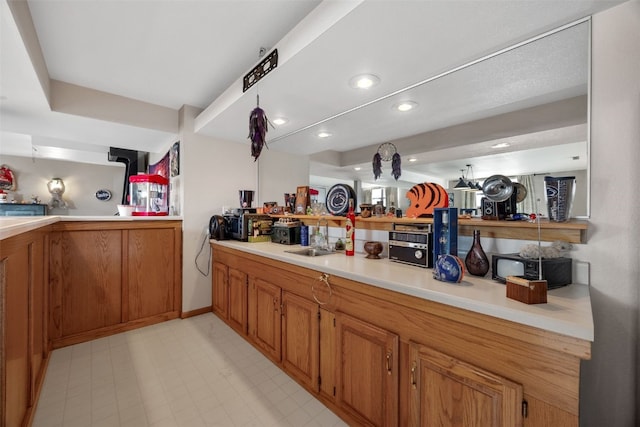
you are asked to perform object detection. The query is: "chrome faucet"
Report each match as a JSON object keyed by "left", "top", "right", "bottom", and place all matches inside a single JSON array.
[{"left": 314, "top": 217, "right": 329, "bottom": 250}]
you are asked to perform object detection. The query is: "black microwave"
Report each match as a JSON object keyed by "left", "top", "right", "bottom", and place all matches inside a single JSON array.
[{"left": 491, "top": 253, "right": 572, "bottom": 289}]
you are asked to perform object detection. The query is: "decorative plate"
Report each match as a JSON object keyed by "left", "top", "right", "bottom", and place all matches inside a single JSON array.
[
  {"left": 513, "top": 182, "right": 527, "bottom": 203},
  {"left": 326, "top": 184, "right": 355, "bottom": 216},
  {"left": 376, "top": 142, "right": 397, "bottom": 161}
]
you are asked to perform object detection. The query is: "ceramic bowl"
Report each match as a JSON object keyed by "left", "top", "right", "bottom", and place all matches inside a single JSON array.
[
  {"left": 360, "top": 204, "right": 372, "bottom": 218},
  {"left": 364, "top": 241, "right": 383, "bottom": 259}
]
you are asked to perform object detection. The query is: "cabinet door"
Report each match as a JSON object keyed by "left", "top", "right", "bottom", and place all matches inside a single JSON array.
[
  {"left": 319, "top": 308, "right": 336, "bottom": 401},
  {"left": 228, "top": 267, "right": 248, "bottom": 334},
  {"left": 2, "top": 230, "right": 49, "bottom": 427},
  {"left": 282, "top": 291, "right": 319, "bottom": 391},
  {"left": 127, "top": 228, "right": 176, "bottom": 320},
  {"left": 212, "top": 261, "right": 229, "bottom": 319},
  {"left": 251, "top": 278, "right": 281, "bottom": 363},
  {"left": 336, "top": 312, "right": 399, "bottom": 427},
  {"left": 409, "top": 342, "right": 523, "bottom": 427},
  {"left": 2, "top": 247, "right": 30, "bottom": 427},
  {"left": 50, "top": 230, "right": 122, "bottom": 337},
  {"left": 30, "top": 234, "right": 47, "bottom": 403}
]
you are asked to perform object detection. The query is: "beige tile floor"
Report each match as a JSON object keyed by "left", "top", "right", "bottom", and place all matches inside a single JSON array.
[{"left": 33, "top": 313, "right": 348, "bottom": 427}]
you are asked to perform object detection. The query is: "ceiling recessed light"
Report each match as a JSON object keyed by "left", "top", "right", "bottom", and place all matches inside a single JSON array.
[
  {"left": 349, "top": 74, "right": 380, "bottom": 90},
  {"left": 408, "top": 157, "right": 417, "bottom": 162},
  {"left": 491, "top": 142, "right": 511, "bottom": 149},
  {"left": 272, "top": 117, "right": 288, "bottom": 126},
  {"left": 394, "top": 101, "right": 418, "bottom": 112},
  {"left": 354, "top": 167, "right": 361, "bottom": 171},
  {"left": 317, "top": 131, "right": 332, "bottom": 138}
]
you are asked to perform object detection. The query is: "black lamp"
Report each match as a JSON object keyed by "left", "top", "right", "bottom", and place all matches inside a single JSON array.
[
  {"left": 454, "top": 169, "right": 469, "bottom": 189},
  {"left": 454, "top": 165, "right": 482, "bottom": 191}
]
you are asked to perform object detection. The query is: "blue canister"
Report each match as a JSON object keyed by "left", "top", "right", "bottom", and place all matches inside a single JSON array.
[{"left": 300, "top": 225, "right": 309, "bottom": 246}]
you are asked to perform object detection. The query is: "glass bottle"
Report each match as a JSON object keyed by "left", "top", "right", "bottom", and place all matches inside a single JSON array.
[
  {"left": 438, "top": 210, "right": 449, "bottom": 258},
  {"left": 345, "top": 199, "right": 355, "bottom": 256},
  {"left": 465, "top": 229, "right": 490, "bottom": 276}
]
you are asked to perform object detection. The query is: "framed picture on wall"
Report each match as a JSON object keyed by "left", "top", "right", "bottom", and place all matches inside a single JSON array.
[
  {"left": 149, "top": 151, "right": 170, "bottom": 179},
  {"left": 170, "top": 141, "right": 180, "bottom": 177}
]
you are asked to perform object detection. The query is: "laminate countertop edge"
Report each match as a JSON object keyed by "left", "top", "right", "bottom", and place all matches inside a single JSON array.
[
  {"left": 211, "top": 240, "right": 594, "bottom": 343},
  {"left": 0, "top": 216, "right": 183, "bottom": 240}
]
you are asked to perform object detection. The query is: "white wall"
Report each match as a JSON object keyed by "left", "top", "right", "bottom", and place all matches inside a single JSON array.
[
  {"left": 178, "top": 105, "right": 310, "bottom": 313},
  {"left": 580, "top": 2, "right": 639, "bottom": 426},
  {"left": 178, "top": 105, "right": 254, "bottom": 313},
  {"left": 0, "top": 154, "right": 125, "bottom": 215},
  {"left": 258, "top": 150, "right": 309, "bottom": 207}
]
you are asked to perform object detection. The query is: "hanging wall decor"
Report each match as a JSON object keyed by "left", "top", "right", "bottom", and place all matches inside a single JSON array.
[
  {"left": 248, "top": 94, "right": 271, "bottom": 161},
  {"left": 372, "top": 142, "right": 401, "bottom": 180},
  {"left": 0, "top": 164, "right": 16, "bottom": 191},
  {"left": 243, "top": 48, "right": 278, "bottom": 92}
]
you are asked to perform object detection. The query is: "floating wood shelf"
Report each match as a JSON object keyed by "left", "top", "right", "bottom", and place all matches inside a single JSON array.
[{"left": 271, "top": 215, "right": 588, "bottom": 244}]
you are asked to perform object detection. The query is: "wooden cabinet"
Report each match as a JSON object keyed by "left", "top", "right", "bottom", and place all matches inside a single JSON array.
[
  {"left": 214, "top": 249, "right": 322, "bottom": 392},
  {"left": 1, "top": 227, "right": 49, "bottom": 427},
  {"left": 49, "top": 221, "right": 182, "bottom": 348},
  {"left": 212, "top": 261, "right": 229, "bottom": 319},
  {"left": 29, "top": 234, "right": 47, "bottom": 404},
  {"left": 210, "top": 243, "right": 590, "bottom": 427},
  {"left": 228, "top": 267, "right": 248, "bottom": 334},
  {"left": 335, "top": 312, "right": 399, "bottom": 427},
  {"left": 282, "top": 291, "right": 319, "bottom": 391},
  {"left": 249, "top": 279, "right": 321, "bottom": 390},
  {"left": 319, "top": 308, "right": 336, "bottom": 401},
  {"left": 212, "top": 262, "right": 248, "bottom": 334},
  {"left": 409, "top": 342, "right": 523, "bottom": 427},
  {"left": 50, "top": 230, "right": 123, "bottom": 337},
  {"left": 127, "top": 228, "right": 177, "bottom": 320},
  {"left": 250, "top": 277, "right": 282, "bottom": 363}
]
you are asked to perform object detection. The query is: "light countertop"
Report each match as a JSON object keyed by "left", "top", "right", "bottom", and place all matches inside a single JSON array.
[
  {"left": 0, "top": 215, "right": 182, "bottom": 240},
  {"left": 212, "top": 240, "right": 594, "bottom": 342}
]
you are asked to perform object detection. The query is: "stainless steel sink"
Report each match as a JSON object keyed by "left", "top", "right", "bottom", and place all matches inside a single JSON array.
[{"left": 285, "top": 247, "right": 336, "bottom": 257}]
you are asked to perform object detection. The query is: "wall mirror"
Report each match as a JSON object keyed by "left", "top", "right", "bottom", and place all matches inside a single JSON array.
[{"left": 305, "top": 19, "right": 590, "bottom": 219}]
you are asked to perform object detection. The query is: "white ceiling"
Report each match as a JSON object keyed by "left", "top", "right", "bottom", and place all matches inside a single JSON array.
[{"left": 0, "top": 0, "right": 627, "bottom": 186}]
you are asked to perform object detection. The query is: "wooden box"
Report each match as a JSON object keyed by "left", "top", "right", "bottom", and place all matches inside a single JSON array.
[{"left": 506, "top": 276, "right": 547, "bottom": 304}]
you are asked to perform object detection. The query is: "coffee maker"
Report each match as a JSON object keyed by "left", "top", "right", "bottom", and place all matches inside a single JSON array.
[{"left": 223, "top": 190, "right": 258, "bottom": 241}]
